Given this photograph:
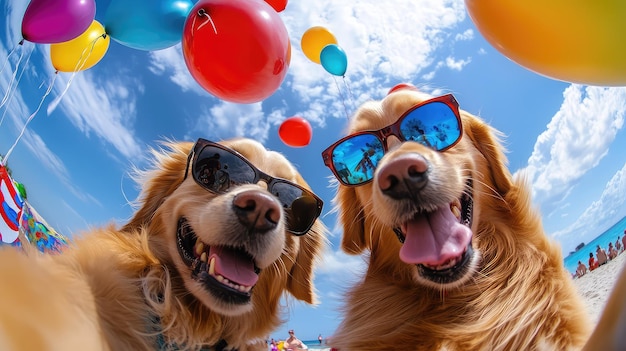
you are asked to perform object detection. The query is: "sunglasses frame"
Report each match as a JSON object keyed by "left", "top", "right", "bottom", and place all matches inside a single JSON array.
[
  {"left": 183, "top": 138, "right": 323, "bottom": 235},
  {"left": 321, "top": 94, "right": 463, "bottom": 187}
]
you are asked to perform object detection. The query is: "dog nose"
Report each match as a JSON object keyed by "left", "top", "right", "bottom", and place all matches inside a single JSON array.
[
  {"left": 232, "top": 190, "right": 281, "bottom": 233},
  {"left": 377, "top": 153, "right": 429, "bottom": 199}
]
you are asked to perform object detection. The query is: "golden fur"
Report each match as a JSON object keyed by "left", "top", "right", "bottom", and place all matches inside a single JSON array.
[
  {"left": 328, "top": 89, "right": 590, "bottom": 351},
  {"left": 0, "top": 138, "right": 326, "bottom": 351}
]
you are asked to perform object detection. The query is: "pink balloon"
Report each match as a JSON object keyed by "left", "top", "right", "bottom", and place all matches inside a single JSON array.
[{"left": 21, "top": 0, "right": 96, "bottom": 44}]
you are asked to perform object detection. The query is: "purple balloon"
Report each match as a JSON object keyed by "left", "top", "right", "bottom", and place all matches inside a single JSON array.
[{"left": 21, "top": 0, "right": 96, "bottom": 44}]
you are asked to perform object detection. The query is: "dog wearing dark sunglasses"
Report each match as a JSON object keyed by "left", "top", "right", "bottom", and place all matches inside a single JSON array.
[
  {"left": 323, "top": 86, "right": 590, "bottom": 350},
  {"left": 0, "top": 138, "right": 326, "bottom": 351}
]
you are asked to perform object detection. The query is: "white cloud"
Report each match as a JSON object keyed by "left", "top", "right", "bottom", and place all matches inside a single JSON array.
[
  {"left": 455, "top": 29, "right": 474, "bottom": 41},
  {"left": 45, "top": 64, "right": 144, "bottom": 160},
  {"left": 519, "top": 85, "right": 626, "bottom": 207},
  {"left": 444, "top": 56, "right": 471, "bottom": 71},
  {"left": 149, "top": 0, "right": 469, "bottom": 128},
  {"left": 551, "top": 162, "right": 626, "bottom": 248},
  {"left": 148, "top": 46, "right": 203, "bottom": 94},
  {"left": 316, "top": 246, "right": 365, "bottom": 278}
]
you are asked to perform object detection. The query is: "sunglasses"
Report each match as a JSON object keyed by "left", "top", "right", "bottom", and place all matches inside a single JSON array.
[
  {"left": 322, "top": 94, "right": 462, "bottom": 186},
  {"left": 184, "top": 139, "right": 323, "bottom": 235}
]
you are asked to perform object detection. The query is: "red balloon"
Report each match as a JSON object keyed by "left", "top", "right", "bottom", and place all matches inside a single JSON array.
[
  {"left": 279, "top": 117, "right": 312, "bottom": 147},
  {"left": 182, "top": 0, "right": 290, "bottom": 104},
  {"left": 388, "top": 83, "right": 418, "bottom": 95},
  {"left": 264, "top": 0, "right": 287, "bottom": 12}
]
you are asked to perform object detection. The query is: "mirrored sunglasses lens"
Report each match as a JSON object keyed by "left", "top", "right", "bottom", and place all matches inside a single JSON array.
[
  {"left": 194, "top": 146, "right": 256, "bottom": 192},
  {"left": 400, "top": 101, "right": 461, "bottom": 150},
  {"left": 271, "top": 182, "right": 318, "bottom": 234},
  {"left": 331, "top": 134, "right": 383, "bottom": 185}
]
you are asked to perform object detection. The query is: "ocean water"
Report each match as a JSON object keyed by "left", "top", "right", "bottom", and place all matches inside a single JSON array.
[
  {"left": 302, "top": 340, "right": 329, "bottom": 350},
  {"left": 563, "top": 215, "right": 626, "bottom": 274}
]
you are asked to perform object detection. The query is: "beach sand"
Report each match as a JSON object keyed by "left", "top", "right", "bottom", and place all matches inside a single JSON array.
[{"left": 572, "top": 250, "right": 626, "bottom": 325}]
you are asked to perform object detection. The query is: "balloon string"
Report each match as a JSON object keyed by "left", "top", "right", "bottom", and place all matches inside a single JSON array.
[
  {"left": 333, "top": 76, "right": 350, "bottom": 119},
  {"left": 0, "top": 40, "right": 23, "bottom": 76},
  {"left": 0, "top": 43, "right": 26, "bottom": 109},
  {"left": 342, "top": 75, "right": 356, "bottom": 112},
  {"left": 46, "top": 34, "right": 104, "bottom": 116},
  {"left": 4, "top": 73, "right": 57, "bottom": 164},
  {"left": 194, "top": 9, "right": 217, "bottom": 35},
  {"left": 0, "top": 48, "right": 33, "bottom": 129},
  {"left": 71, "top": 34, "right": 103, "bottom": 73}
]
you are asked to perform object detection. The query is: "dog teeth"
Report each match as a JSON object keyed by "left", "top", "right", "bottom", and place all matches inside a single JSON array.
[
  {"left": 450, "top": 201, "right": 461, "bottom": 220},
  {"left": 204, "top": 256, "right": 253, "bottom": 292},
  {"left": 426, "top": 256, "right": 459, "bottom": 271},
  {"left": 194, "top": 241, "right": 205, "bottom": 257},
  {"left": 208, "top": 257, "right": 215, "bottom": 275}
]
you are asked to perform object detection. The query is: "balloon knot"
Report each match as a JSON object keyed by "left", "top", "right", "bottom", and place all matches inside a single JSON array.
[{"left": 194, "top": 8, "right": 217, "bottom": 35}]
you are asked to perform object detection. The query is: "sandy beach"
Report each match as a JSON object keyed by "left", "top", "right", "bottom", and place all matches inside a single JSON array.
[{"left": 572, "top": 250, "right": 626, "bottom": 325}]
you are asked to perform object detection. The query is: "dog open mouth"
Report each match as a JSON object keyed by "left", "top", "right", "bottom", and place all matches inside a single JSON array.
[
  {"left": 393, "top": 179, "right": 474, "bottom": 285},
  {"left": 176, "top": 218, "right": 260, "bottom": 305}
]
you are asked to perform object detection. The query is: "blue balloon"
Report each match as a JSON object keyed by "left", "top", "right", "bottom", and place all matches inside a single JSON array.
[
  {"left": 320, "top": 44, "right": 348, "bottom": 76},
  {"left": 104, "top": 0, "right": 195, "bottom": 51}
]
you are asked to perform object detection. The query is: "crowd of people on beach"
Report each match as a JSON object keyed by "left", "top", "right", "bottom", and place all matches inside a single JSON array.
[
  {"left": 268, "top": 330, "right": 327, "bottom": 351},
  {"left": 575, "top": 229, "right": 626, "bottom": 278}
]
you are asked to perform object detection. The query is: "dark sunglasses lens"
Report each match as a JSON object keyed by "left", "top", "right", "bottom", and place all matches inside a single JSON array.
[
  {"left": 399, "top": 101, "right": 461, "bottom": 150},
  {"left": 271, "top": 182, "right": 318, "bottom": 234},
  {"left": 193, "top": 145, "right": 256, "bottom": 192},
  {"left": 331, "top": 134, "right": 383, "bottom": 185}
]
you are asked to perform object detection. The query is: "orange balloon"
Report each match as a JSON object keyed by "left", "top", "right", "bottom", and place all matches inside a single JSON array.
[
  {"left": 278, "top": 117, "right": 312, "bottom": 147},
  {"left": 301, "top": 26, "right": 337, "bottom": 64},
  {"left": 465, "top": 0, "right": 626, "bottom": 86}
]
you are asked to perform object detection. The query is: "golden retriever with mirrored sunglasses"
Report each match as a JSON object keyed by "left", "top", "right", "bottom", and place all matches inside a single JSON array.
[
  {"left": 0, "top": 138, "right": 326, "bottom": 351},
  {"left": 323, "top": 87, "right": 590, "bottom": 351}
]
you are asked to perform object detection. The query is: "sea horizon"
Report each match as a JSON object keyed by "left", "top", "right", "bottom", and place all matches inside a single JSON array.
[{"left": 563, "top": 215, "right": 626, "bottom": 274}]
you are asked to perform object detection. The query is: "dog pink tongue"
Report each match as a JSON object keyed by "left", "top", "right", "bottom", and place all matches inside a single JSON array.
[
  {"left": 209, "top": 246, "right": 258, "bottom": 287},
  {"left": 399, "top": 205, "right": 472, "bottom": 265}
]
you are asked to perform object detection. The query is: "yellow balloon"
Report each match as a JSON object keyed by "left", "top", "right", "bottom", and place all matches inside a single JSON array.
[
  {"left": 50, "top": 20, "right": 110, "bottom": 72},
  {"left": 465, "top": 0, "right": 626, "bottom": 86},
  {"left": 301, "top": 26, "right": 337, "bottom": 64}
]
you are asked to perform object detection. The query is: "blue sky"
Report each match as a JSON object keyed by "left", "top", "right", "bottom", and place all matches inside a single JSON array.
[{"left": 2, "top": 0, "right": 626, "bottom": 342}]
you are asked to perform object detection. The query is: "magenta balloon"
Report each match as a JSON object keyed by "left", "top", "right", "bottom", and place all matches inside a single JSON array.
[{"left": 21, "top": 0, "right": 96, "bottom": 44}]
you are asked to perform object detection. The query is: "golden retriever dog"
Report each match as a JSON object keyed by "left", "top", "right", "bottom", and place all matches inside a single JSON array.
[
  {"left": 321, "top": 85, "right": 590, "bottom": 350},
  {"left": 0, "top": 137, "right": 326, "bottom": 351}
]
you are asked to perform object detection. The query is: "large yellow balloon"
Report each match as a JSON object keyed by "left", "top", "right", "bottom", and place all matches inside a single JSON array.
[
  {"left": 465, "top": 1, "right": 626, "bottom": 86},
  {"left": 50, "top": 20, "right": 110, "bottom": 72},
  {"left": 301, "top": 26, "right": 337, "bottom": 64}
]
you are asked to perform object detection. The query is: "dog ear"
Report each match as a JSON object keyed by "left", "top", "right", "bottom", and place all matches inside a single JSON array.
[
  {"left": 337, "top": 186, "right": 367, "bottom": 254},
  {"left": 287, "top": 221, "right": 325, "bottom": 304},
  {"left": 122, "top": 142, "right": 191, "bottom": 232},
  {"left": 463, "top": 113, "right": 512, "bottom": 195}
]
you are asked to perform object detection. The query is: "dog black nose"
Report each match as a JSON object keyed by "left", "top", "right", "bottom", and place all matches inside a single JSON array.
[
  {"left": 377, "top": 153, "right": 429, "bottom": 199},
  {"left": 232, "top": 190, "right": 281, "bottom": 233}
]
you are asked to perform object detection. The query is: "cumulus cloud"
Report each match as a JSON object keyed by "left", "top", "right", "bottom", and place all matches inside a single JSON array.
[
  {"left": 551, "top": 162, "right": 626, "bottom": 248},
  {"left": 519, "top": 85, "right": 626, "bottom": 207},
  {"left": 148, "top": 0, "right": 469, "bottom": 137},
  {"left": 45, "top": 67, "right": 144, "bottom": 160}
]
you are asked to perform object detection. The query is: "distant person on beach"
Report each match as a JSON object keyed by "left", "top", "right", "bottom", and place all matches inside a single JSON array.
[
  {"left": 576, "top": 260, "right": 587, "bottom": 277},
  {"left": 596, "top": 245, "right": 609, "bottom": 266},
  {"left": 589, "top": 252, "right": 598, "bottom": 271},
  {"left": 608, "top": 242, "right": 618, "bottom": 260},
  {"left": 318, "top": 334, "right": 323, "bottom": 344},
  {"left": 616, "top": 236, "right": 623, "bottom": 253},
  {"left": 284, "top": 330, "right": 308, "bottom": 351}
]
